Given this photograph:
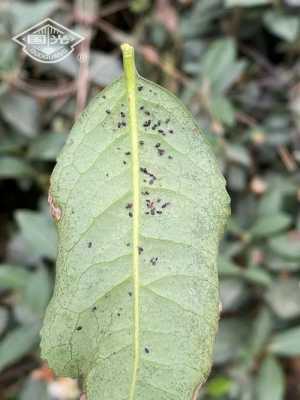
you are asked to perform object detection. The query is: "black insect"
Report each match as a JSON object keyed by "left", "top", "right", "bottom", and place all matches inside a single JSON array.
[{"left": 150, "top": 257, "right": 158, "bottom": 266}]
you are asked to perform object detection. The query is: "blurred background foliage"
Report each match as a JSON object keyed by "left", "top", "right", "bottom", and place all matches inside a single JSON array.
[{"left": 0, "top": 0, "right": 300, "bottom": 399}]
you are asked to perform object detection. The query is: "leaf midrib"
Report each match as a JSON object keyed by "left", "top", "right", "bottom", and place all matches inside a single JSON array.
[{"left": 122, "top": 44, "right": 140, "bottom": 400}]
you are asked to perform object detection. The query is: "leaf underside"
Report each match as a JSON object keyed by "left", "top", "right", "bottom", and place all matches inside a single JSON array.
[{"left": 40, "top": 69, "right": 230, "bottom": 400}]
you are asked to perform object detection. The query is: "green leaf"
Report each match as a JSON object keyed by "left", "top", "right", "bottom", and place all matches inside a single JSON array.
[
  {"left": 41, "top": 44, "right": 230, "bottom": 400},
  {"left": 10, "top": 1, "right": 58, "bottom": 34},
  {"left": 268, "top": 234, "right": 300, "bottom": 261},
  {"left": 226, "top": 0, "right": 271, "bottom": 6},
  {"left": 250, "top": 213, "right": 291, "bottom": 238},
  {"left": 16, "top": 210, "right": 57, "bottom": 260},
  {"left": 214, "top": 318, "right": 250, "bottom": 364},
  {"left": 28, "top": 133, "right": 67, "bottom": 161},
  {"left": 0, "top": 307, "right": 8, "bottom": 336},
  {"left": 201, "top": 38, "right": 245, "bottom": 94},
  {"left": 0, "top": 93, "right": 40, "bottom": 137},
  {"left": 266, "top": 279, "right": 300, "bottom": 320},
  {"left": 209, "top": 96, "right": 236, "bottom": 127},
  {"left": 206, "top": 376, "right": 232, "bottom": 397},
  {"left": 0, "top": 322, "right": 41, "bottom": 372},
  {"left": 23, "top": 266, "right": 52, "bottom": 318},
  {"left": 243, "top": 267, "right": 272, "bottom": 288},
  {"left": 0, "top": 157, "right": 34, "bottom": 179},
  {"left": 270, "top": 326, "right": 300, "bottom": 356},
  {"left": 264, "top": 11, "right": 300, "bottom": 42},
  {"left": 0, "top": 264, "right": 30, "bottom": 289},
  {"left": 248, "top": 307, "right": 273, "bottom": 358},
  {"left": 256, "top": 356, "right": 285, "bottom": 400},
  {"left": 20, "top": 379, "right": 50, "bottom": 400}
]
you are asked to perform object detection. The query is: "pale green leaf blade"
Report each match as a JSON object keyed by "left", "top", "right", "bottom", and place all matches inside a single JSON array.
[{"left": 40, "top": 44, "right": 229, "bottom": 400}]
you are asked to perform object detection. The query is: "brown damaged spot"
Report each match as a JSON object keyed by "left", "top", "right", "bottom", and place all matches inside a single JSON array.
[{"left": 48, "top": 192, "right": 62, "bottom": 222}]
